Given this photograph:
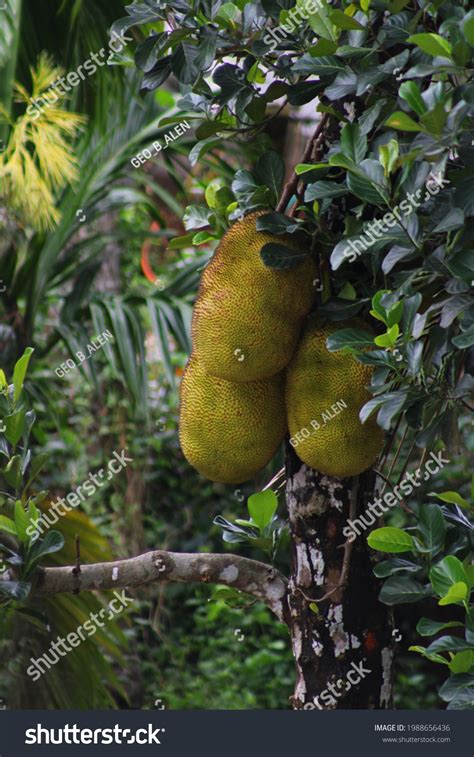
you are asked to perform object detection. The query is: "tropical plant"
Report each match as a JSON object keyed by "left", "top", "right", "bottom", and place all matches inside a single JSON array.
[{"left": 367, "top": 486, "right": 474, "bottom": 709}]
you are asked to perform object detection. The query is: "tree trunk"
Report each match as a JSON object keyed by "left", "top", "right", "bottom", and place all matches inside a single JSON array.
[{"left": 285, "top": 443, "right": 393, "bottom": 710}]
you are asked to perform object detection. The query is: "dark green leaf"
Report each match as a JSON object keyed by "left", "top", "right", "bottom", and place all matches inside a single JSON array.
[
  {"left": 260, "top": 243, "right": 308, "bottom": 270},
  {"left": 326, "top": 328, "right": 374, "bottom": 351},
  {"left": 374, "top": 558, "right": 422, "bottom": 578},
  {"left": 379, "top": 576, "right": 428, "bottom": 605},
  {"left": 418, "top": 504, "right": 446, "bottom": 555},
  {"left": 417, "top": 618, "right": 464, "bottom": 637}
]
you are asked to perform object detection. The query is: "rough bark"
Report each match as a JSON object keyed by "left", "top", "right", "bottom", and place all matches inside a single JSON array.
[
  {"left": 285, "top": 445, "right": 393, "bottom": 710},
  {"left": 2, "top": 550, "right": 288, "bottom": 622}
]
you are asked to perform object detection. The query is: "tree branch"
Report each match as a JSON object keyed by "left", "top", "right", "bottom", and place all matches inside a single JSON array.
[
  {"left": 276, "top": 112, "right": 330, "bottom": 214},
  {"left": 10, "top": 550, "right": 289, "bottom": 622}
]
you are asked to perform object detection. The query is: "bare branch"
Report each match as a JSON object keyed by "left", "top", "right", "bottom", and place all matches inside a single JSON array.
[{"left": 9, "top": 550, "right": 289, "bottom": 622}]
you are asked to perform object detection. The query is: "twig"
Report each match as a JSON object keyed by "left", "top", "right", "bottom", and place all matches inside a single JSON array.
[
  {"left": 72, "top": 534, "right": 81, "bottom": 595},
  {"left": 276, "top": 113, "right": 330, "bottom": 214}
]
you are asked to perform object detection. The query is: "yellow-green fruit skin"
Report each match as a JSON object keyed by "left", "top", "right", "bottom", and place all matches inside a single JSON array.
[
  {"left": 179, "top": 355, "right": 287, "bottom": 483},
  {"left": 192, "top": 211, "right": 316, "bottom": 382},
  {"left": 285, "top": 319, "right": 384, "bottom": 478}
]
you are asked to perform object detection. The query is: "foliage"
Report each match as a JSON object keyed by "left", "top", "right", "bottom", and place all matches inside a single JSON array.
[
  {"left": 0, "top": 348, "right": 64, "bottom": 604},
  {"left": 214, "top": 488, "right": 288, "bottom": 562},
  {"left": 0, "top": 350, "right": 129, "bottom": 709},
  {"left": 0, "top": 54, "right": 86, "bottom": 232},
  {"left": 368, "top": 482, "right": 474, "bottom": 709},
  {"left": 121, "top": 0, "right": 474, "bottom": 452},
  {"left": 137, "top": 585, "right": 293, "bottom": 710}
]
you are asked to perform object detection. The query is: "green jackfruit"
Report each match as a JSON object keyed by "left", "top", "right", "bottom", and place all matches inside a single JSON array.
[
  {"left": 192, "top": 211, "right": 316, "bottom": 382},
  {"left": 179, "top": 354, "right": 286, "bottom": 483},
  {"left": 285, "top": 319, "right": 384, "bottom": 478}
]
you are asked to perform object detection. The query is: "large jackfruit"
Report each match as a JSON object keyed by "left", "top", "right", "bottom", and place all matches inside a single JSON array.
[
  {"left": 285, "top": 319, "right": 384, "bottom": 478},
  {"left": 192, "top": 211, "right": 316, "bottom": 382},
  {"left": 179, "top": 354, "right": 286, "bottom": 483}
]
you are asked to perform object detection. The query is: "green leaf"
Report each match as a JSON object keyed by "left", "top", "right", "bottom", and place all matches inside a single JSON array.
[
  {"left": 0, "top": 580, "right": 31, "bottom": 601},
  {"left": 439, "top": 674, "right": 474, "bottom": 704},
  {"left": 407, "top": 33, "right": 453, "bottom": 59},
  {"left": 326, "top": 328, "right": 374, "bottom": 351},
  {"left": 360, "top": 391, "right": 407, "bottom": 429},
  {"left": 14, "top": 500, "right": 29, "bottom": 544},
  {"left": 2, "top": 455, "right": 22, "bottom": 489},
  {"left": 0, "top": 515, "right": 17, "bottom": 536},
  {"left": 439, "top": 581, "right": 468, "bottom": 606},
  {"left": 385, "top": 112, "right": 421, "bottom": 132},
  {"left": 379, "top": 576, "right": 427, "bottom": 605},
  {"left": 452, "top": 326, "right": 474, "bottom": 349},
  {"left": 328, "top": 9, "right": 365, "bottom": 31},
  {"left": 430, "top": 556, "right": 469, "bottom": 598},
  {"left": 26, "top": 530, "right": 65, "bottom": 570},
  {"left": 417, "top": 618, "right": 464, "bottom": 637},
  {"left": 3, "top": 408, "right": 26, "bottom": 447},
  {"left": 25, "top": 453, "right": 49, "bottom": 491},
  {"left": 346, "top": 160, "right": 388, "bottom": 204},
  {"left": 295, "top": 163, "right": 328, "bottom": 175},
  {"left": 398, "top": 81, "right": 427, "bottom": 116},
  {"left": 308, "top": 39, "right": 338, "bottom": 57},
  {"left": 379, "top": 139, "right": 399, "bottom": 177},
  {"left": 255, "top": 151, "right": 284, "bottom": 203},
  {"left": 374, "top": 558, "right": 422, "bottom": 578},
  {"left": 368, "top": 527, "right": 415, "bottom": 553},
  {"left": 12, "top": 347, "right": 34, "bottom": 404},
  {"left": 429, "top": 491, "right": 469, "bottom": 509},
  {"left": 260, "top": 243, "right": 308, "bottom": 270},
  {"left": 215, "top": 2, "right": 239, "bottom": 26},
  {"left": 420, "top": 102, "right": 447, "bottom": 137},
  {"left": 374, "top": 324, "right": 399, "bottom": 348},
  {"left": 247, "top": 490, "right": 278, "bottom": 533},
  {"left": 386, "top": 301, "right": 404, "bottom": 328},
  {"left": 256, "top": 212, "right": 300, "bottom": 235},
  {"left": 340, "top": 123, "right": 367, "bottom": 164},
  {"left": 308, "top": 8, "right": 337, "bottom": 41},
  {"left": 418, "top": 504, "right": 446, "bottom": 555},
  {"left": 305, "top": 180, "right": 347, "bottom": 200},
  {"left": 462, "top": 10, "right": 474, "bottom": 46},
  {"left": 293, "top": 55, "right": 346, "bottom": 76},
  {"left": 409, "top": 646, "right": 450, "bottom": 665},
  {"left": 449, "top": 651, "right": 474, "bottom": 675},
  {"left": 427, "top": 636, "right": 472, "bottom": 654}
]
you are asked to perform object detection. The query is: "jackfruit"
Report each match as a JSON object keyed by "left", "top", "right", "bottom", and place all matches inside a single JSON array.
[
  {"left": 285, "top": 318, "right": 384, "bottom": 478},
  {"left": 192, "top": 211, "right": 316, "bottom": 382},
  {"left": 179, "top": 354, "right": 286, "bottom": 483}
]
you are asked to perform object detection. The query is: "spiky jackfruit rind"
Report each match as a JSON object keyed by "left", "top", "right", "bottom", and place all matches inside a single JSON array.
[
  {"left": 192, "top": 211, "right": 316, "bottom": 382},
  {"left": 179, "top": 354, "right": 287, "bottom": 484},
  {"left": 285, "top": 318, "right": 385, "bottom": 478}
]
